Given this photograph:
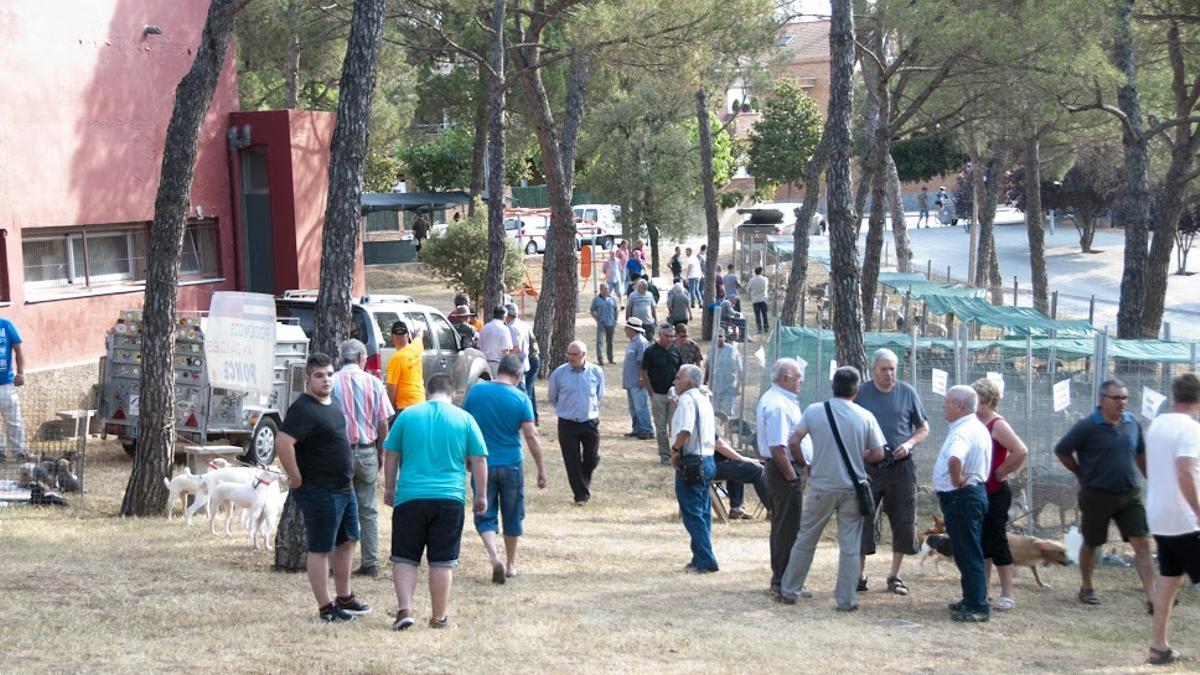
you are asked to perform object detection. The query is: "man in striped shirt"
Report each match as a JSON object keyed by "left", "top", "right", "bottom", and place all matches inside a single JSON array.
[{"left": 332, "top": 338, "right": 395, "bottom": 578}]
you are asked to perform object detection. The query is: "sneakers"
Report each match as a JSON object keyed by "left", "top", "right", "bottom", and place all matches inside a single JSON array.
[
  {"left": 319, "top": 604, "right": 357, "bottom": 623},
  {"left": 352, "top": 566, "right": 379, "bottom": 578},
  {"left": 391, "top": 609, "right": 415, "bottom": 631},
  {"left": 951, "top": 609, "right": 989, "bottom": 622},
  {"left": 428, "top": 616, "right": 455, "bottom": 629},
  {"left": 857, "top": 577, "right": 869, "bottom": 592},
  {"left": 1078, "top": 587, "right": 1102, "bottom": 605},
  {"left": 335, "top": 595, "right": 373, "bottom": 615}
]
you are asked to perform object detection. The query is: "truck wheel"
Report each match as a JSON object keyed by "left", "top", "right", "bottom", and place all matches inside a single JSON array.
[
  {"left": 242, "top": 417, "right": 278, "bottom": 466},
  {"left": 600, "top": 236, "right": 613, "bottom": 250},
  {"left": 122, "top": 440, "right": 137, "bottom": 458},
  {"left": 525, "top": 240, "right": 538, "bottom": 255}
]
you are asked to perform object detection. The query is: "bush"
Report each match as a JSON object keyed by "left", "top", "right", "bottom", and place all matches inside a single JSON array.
[{"left": 419, "top": 211, "right": 526, "bottom": 304}]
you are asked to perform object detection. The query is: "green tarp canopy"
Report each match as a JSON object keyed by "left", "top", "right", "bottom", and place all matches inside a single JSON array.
[
  {"left": 921, "top": 294, "right": 1096, "bottom": 337},
  {"left": 888, "top": 281, "right": 985, "bottom": 300}
]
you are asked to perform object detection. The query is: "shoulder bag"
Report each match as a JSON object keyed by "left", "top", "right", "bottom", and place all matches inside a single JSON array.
[{"left": 824, "top": 400, "right": 875, "bottom": 518}]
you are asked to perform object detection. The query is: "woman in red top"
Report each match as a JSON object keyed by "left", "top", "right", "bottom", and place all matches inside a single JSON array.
[{"left": 972, "top": 378, "right": 1028, "bottom": 611}]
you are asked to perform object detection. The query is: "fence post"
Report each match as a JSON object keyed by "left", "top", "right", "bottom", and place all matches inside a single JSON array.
[
  {"left": 1163, "top": 321, "right": 1172, "bottom": 342},
  {"left": 815, "top": 324, "right": 824, "bottom": 399},
  {"left": 947, "top": 265, "right": 952, "bottom": 283},
  {"left": 927, "top": 259, "right": 932, "bottom": 280},
  {"left": 1012, "top": 275, "right": 1018, "bottom": 307},
  {"left": 1050, "top": 291, "right": 1058, "bottom": 319},
  {"left": 1088, "top": 295, "right": 1096, "bottom": 325},
  {"left": 1092, "top": 329, "right": 1107, "bottom": 403},
  {"left": 910, "top": 324, "right": 918, "bottom": 387},
  {"left": 1191, "top": 342, "right": 1198, "bottom": 373},
  {"left": 1025, "top": 335, "right": 1034, "bottom": 521},
  {"left": 902, "top": 290, "right": 911, "bottom": 333}
]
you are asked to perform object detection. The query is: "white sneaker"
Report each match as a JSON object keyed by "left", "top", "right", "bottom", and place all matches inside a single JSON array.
[{"left": 994, "top": 596, "right": 1015, "bottom": 611}]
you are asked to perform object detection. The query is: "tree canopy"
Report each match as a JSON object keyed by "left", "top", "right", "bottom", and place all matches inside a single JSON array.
[{"left": 745, "top": 79, "right": 824, "bottom": 190}]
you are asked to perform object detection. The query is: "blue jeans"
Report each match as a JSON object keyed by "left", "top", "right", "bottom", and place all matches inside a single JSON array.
[
  {"left": 715, "top": 458, "right": 767, "bottom": 510},
  {"left": 474, "top": 464, "right": 525, "bottom": 537},
  {"left": 525, "top": 354, "right": 540, "bottom": 422},
  {"left": 625, "top": 386, "right": 653, "bottom": 436},
  {"left": 686, "top": 278, "right": 702, "bottom": 307},
  {"left": 938, "top": 484, "right": 989, "bottom": 614},
  {"left": 675, "top": 455, "right": 718, "bottom": 571}
]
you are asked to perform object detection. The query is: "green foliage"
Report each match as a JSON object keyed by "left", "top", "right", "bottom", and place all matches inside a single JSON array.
[
  {"left": 891, "top": 134, "right": 965, "bottom": 183},
  {"left": 363, "top": 152, "right": 401, "bottom": 192},
  {"left": 397, "top": 128, "right": 474, "bottom": 192},
  {"left": 688, "top": 113, "right": 740, "bottom": 189},
  {"left": 418, "top": 210, "right": 525, "bottom": 305},
  {"left": 746, "top": 79, "right": 823, "bottom": 188}
]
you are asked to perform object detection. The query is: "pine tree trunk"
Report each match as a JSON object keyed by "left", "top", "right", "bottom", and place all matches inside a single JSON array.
[
  {"left": 885, "top": 154, "right": 911, "bottom": 273},
  {"left": 696, "top": 89, "right": 721, "bottom": 340},
  {"left": 468, "top": 62, "right": 489, "bottom": 215},
  {"left": 1114, "top": 0, "right": 1152, "bottom": 339},
  {"left": 121, "top": 0, "right": 239, "bottom": 517},
  {"left": 278, "top": 0, "right": 386, "bottom": 570},
  {"left": 973, "top": 147, "right": 1004, "bottom": 291},
  {"left": 1023, "top": 132, "right": 1050, "bottom": 314},
  {"left": 827, "top": 0, "right": 867, "bottom": 375},
  {"left": 284, "top": 35, "right": 301, "bottom": 109},
  {"left": 861, "top": 158, "right": 886, "bottom": 333},
  {"left": 309, "top": 0, "right": 386, "bottom": 359},
  {"left": 780, "top": 139, "right": 828, "bottom": 325},
  {"left": 482, "top": 0, "right": 507, "bottom": 313},
  {"left": 273, "top": 492, "right": 308, "bottom": 571}
]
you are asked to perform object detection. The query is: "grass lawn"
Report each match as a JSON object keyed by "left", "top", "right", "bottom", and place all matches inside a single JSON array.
[{"left": 1, "top": 260, "right": 1195, "bottom": 673}]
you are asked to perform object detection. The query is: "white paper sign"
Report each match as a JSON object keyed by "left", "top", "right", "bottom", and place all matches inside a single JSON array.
[
  {"left": 1142, "top": 387, "right": 1166, "bottom": 420},
  {"left": 796, "top": 357, "right": 808, "bottom": 380},
  {"left": 829, "top": 359, "right": 838, "bottom": 381},
  {"left": 205, "top": 292, "right": 277, "bottom": 397},
  {"left": 1053, "top": 378, "right": 1071, "bottom": 412},
  {"left": 931, "top": 368, "right": 948, "bottom": 396},
  {"left": 753, "top": 346, "right": 766, "bottom": 368},
  {"left": 986, "top": 371, "right": 1005, "bottom": 397}
]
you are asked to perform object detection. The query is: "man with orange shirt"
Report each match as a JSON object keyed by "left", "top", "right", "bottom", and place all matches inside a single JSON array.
[{"left": 386, "top": 320, "right": 426, "bottom": 422}]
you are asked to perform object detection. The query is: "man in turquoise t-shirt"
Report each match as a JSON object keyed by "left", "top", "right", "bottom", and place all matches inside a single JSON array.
[
  {"left": 462, "top": 354, "right": 548, "bottom": 584},
  {"left": 382, "top": 374, "right": 487, "bottom": 631}
]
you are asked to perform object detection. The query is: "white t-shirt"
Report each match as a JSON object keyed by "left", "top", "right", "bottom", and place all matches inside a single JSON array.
[
  {"left": 477, "top": 319, "right": 513, "bottom": 362},
  {"left": 932, "top": 414, "right": 993, "bottom": 492},
  {"left": 1145, "top": 412, "right": 1200, "bottom": 536},
  {"left": 671, "top": 388, "right": 715, "bottom": 457},
  {"left": 748, "top": 275, "right": 768, "bottom": 303},
  {"left": 685, "top": 256, "right": 703, "bottom": 280},
  {"left": 755, "top": 384, "right": 802, "bottom": 460}
]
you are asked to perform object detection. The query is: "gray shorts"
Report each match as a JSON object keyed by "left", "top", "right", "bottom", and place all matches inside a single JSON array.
[{"left": 861, "top": 459, "right": 919, "bottom": 556}]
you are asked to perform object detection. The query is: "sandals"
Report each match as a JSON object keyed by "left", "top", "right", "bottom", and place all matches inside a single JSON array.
[
  {"left": 994, "top": 596, "right": 1015, "bottom": 611},
  {"left": 886, "top": 576, "right": 910, "bottom": 596},
  {"left": 1078, "top": 588, "right": 1101, "bottom": 605},
  {"left": 1148, "top": 646, "right": 1187, "bottom": 665}
]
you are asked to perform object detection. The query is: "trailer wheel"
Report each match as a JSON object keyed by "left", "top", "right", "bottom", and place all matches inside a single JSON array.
[
  {"left": 242, "top": 417, "right": 278, "bottom": 465},
  {"left": 525, "top": 240, "right": 538, "bottom": 255},
  {"left": 122, "top": 440, "right": 137, "bottom": 458}
]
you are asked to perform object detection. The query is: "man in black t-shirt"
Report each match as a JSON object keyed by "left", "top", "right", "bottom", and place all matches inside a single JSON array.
[
  {"left": 641, "top": 324, "right": 682, "bottom": 464},
  {"left": 277, "top": 353, "right": 373, "bottom": 623}
]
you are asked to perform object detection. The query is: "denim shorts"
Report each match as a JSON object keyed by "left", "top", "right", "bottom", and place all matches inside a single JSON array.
[
  {"left": 474, "top": 465, "right": 526, "bottom": 537},
  {"left": 292, "top": 485, "right": 359, "bottom": 553},
  {"left": 391, "top": 499, "right": 465, "bottom": 568}
]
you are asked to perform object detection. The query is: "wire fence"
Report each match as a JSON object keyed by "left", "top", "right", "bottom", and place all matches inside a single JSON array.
[{"left": 0, "top": 399, "right": 89, "bottom": 507}]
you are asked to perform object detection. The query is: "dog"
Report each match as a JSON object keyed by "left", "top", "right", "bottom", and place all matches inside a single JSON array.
[
  {"left": 919, "top": 514, "right": 945, "bottom": 546},
  {"left": 1008, "top": 469, "right": 1080, "bottom": 532},
  {"left": 55, "top": 458, "right": 81, "bottom": 493},
  {"left": 918, "top": 533, "right": 954, "bottom": 574},
  {"left": 248, "top": 479, "right": 287, "bottom": 550},
  {"left": 163, "top": 468, "right": 205, "bottom": 522},
  {"left": 1008, "top": 534, "right": 1071, "bottom": 588},
  {"left": 208, "top": 470, "right": 282, "bottom": 536},
  {"left": 185, "top": 464, "right": 261, "bottom": 523}
]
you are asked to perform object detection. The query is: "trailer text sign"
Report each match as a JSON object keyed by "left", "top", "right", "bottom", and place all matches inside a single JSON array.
[{"left": 206, "top": 292, "right": 276, "bottom": 397}]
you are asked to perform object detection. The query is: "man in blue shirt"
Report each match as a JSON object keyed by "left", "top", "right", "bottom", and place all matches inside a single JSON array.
[
  {"left": 589, "top": 283, "right": 619, "bottom": 365},
  {"left": 462, "top": 354, "right": 548, "bottom": 584},
  {"left": 547, "top": 341, "right": 605, "bottom": 505},
  {"left": 1055, "top": 378, "right": 1154, "bottom": 607},
  {"left": 383, "top": 374, "right": 488, "bottom": 630},
  {"left": 621, "top": 318, "right": 654, "bottom": 440},
  {"left": 0, "top": 318, "right": 26, "bottom": 461}
]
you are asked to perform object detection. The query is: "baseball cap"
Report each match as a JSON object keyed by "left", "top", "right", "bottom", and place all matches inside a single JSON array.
[{"left": 390, "top": 320, "right": 409, "bottom": 336}]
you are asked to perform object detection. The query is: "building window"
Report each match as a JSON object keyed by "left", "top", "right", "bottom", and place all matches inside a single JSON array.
[
  {"left": 776, "top": 35, "right": 794, "bottom": 46},
  {"left": 21, "top": 220, "right": 219, "bottom": 298}
]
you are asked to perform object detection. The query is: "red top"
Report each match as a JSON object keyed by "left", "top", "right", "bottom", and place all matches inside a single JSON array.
[{"left": 985, "top": 416, "right": 1008, "bottom": 494}]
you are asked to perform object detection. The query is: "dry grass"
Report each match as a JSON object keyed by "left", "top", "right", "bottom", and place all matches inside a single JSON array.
[{"left": 1, "top": 260, "right": 1196, "bottom": 673}]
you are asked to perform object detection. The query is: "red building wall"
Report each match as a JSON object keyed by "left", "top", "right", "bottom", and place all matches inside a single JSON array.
[{"left": 0, "top": 0, "right": 240, "bottom": 370}]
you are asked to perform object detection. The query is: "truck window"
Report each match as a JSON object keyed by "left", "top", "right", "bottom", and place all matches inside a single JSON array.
[
  {"left": 584, "top": 209, "right": 598, "bottom": 221},
  {"left": 373, "top": 311, "right": 399, "bottom": 343},
  {"left": 275, "top": 303, "right": 315, "bottom": 336},
  {"left": 429, "top": 313, "right": 458, "bottom": 352},
  {"left": 403, "top": 312, "right": 434, "bottom": 350}
]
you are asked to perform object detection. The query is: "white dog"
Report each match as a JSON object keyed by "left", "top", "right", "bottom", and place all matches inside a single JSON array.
[
  {"left": 185, "top": 464, "right": 261, "bottom": 523},
  {"left": 209, "top": 470, "right": 283, "bottom": 536},
  {"left": 163, "top": 468, "right": 205, "bottom": 523},
  {"left": 248, "top": 479, "right": 287, "bottom": 550}
]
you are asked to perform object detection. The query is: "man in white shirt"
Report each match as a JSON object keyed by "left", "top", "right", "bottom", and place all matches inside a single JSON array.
[
  {"left": 748, "top": 267, "right": 769, "bottom": 334},
  {"left": 1144, "top": 373, "right": 1200, "bottom": 665},
  {"left": 932, "top": 384, "right": 994, "bottom": 622},
  {"left": 757, "top": 357, "right": 805, "bottom": 597},
  {"left": 669, "top": 364, "right": 718, "bottom": 573},
  {"left": 478, "top": 306, "right": 514, "bottom": 376},
  {"left": 780, "top": 366, "right": 885, "bottom": 610},
  {"left": 504, "top": 303, "right": 532, "bottom": 375},
  {"left": 684, "top": 247, "right": 703, "bottom": 308}
]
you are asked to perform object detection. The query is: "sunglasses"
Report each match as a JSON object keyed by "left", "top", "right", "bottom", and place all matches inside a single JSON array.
[{"left": 1102, "top": 394, "right": 1128, "bottom": 401}]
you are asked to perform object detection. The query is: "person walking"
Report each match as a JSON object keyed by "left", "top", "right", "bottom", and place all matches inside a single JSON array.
[
  {"left": 748, "top": 267, "right": 769, "bottom": 335},
  {"left": 1143, "top": 373, "right": 1200, "bottom": 665},
  {"left": 705, "top": 330, "right": 743, "bottom": 417},
  {"left": 461, "top": 354, "right": 548, "bottom": 584},
  {"left": 669, "top": 246, "right": 683, "bottom": 280},
  {"left": 935, "top": 385, "right": 994, "bottom": 622},
  {"left": 276, "top": 353, "right": 373, "bottom": 623},
  {"left": 0, "top": 316, "right": 27, "bottom": 461},
  {"left": 667, "top": 279, "right": 692, "bottom": 326},
  {"left": 547, "top": 341, "right": 605, "bottom": 506},
  {"left": 757, "top": 358, "right": 806, "bottom": 598},
  {"left": 916, "top": 187, "right": 929, "bottom": 228},
  {"left": 972, "top": 377, "right": 1028, "bottom": 612},
  {"left": 331, "top": 339, "right": 395, "bottom": 579},
  {"left": 855, "top": 348, "right": 929, "bottom": 596},
  {"left": 626, "top": 279, "right": 658, "bottom": 340},
  {"left": 589, "top": 283, "right": 619, "bottom": 365},
  {"left": 721, "top": 264, "right": 741, "bottom": 311},
  {"left": 478, "top": 306, "right": 515, "bottom": 377},
  {"left": 505, "top": 303, "right": 533, "bottom": 382},
  {"left": 685, "top": 247, "right": 703, "bottom": 308},
  {"left": 670, "top": 364, "right": 719, "bottom": 573},
  {"left": 603, "top": 250, "right": 625, "bottom": 311},
  {"left": 1054, "top": 378, "right": 1156, "bottom": 607},
  {"left": 642, "top": 324, "right": 682, "bottom": 465},
  {"left": 383, "top": 374, "right": 488, "bottom": 630},
  {"left": 621, "top": 318, "right": 654, "bottom": 440},
  {"left": 779, "top": 366, "right": 886, "bottom": 610},
  {"left": 673, "top": 324, "right": 703, "bottom": 367}
]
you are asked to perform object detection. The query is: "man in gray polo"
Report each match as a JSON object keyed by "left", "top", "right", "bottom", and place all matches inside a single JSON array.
[
  {"left": 855, "top": 348, "right": 929, "bottom": 596},
  {"left": 780, "top": 366, "right": 885, "bottom": 610}
]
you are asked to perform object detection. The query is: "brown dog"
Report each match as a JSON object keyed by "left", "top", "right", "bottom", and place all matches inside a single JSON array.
[
  {"left": 919, "top": 514, "right": 945, "bottom": 546},
  {"left": 1007, "top": 534, "right": 1071, "bottom": 588}
]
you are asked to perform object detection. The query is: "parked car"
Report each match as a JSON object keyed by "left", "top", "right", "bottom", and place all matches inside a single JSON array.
[
  {"left": 505, "top": 209, "right": 582, "bottom": 255},
  {"left": 736, "top": 202, "right": 826, "bottom": 236},
  {"left": 573, "top": 204, "right": 623, "bottom": 250},
  {"left": 274, "top": 292, "right": 489, "bottom": 400}
]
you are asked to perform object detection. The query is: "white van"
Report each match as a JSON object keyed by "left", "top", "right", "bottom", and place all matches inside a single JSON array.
[{"left": 573, "top": 204, "right": 622, "bottom": 249}]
